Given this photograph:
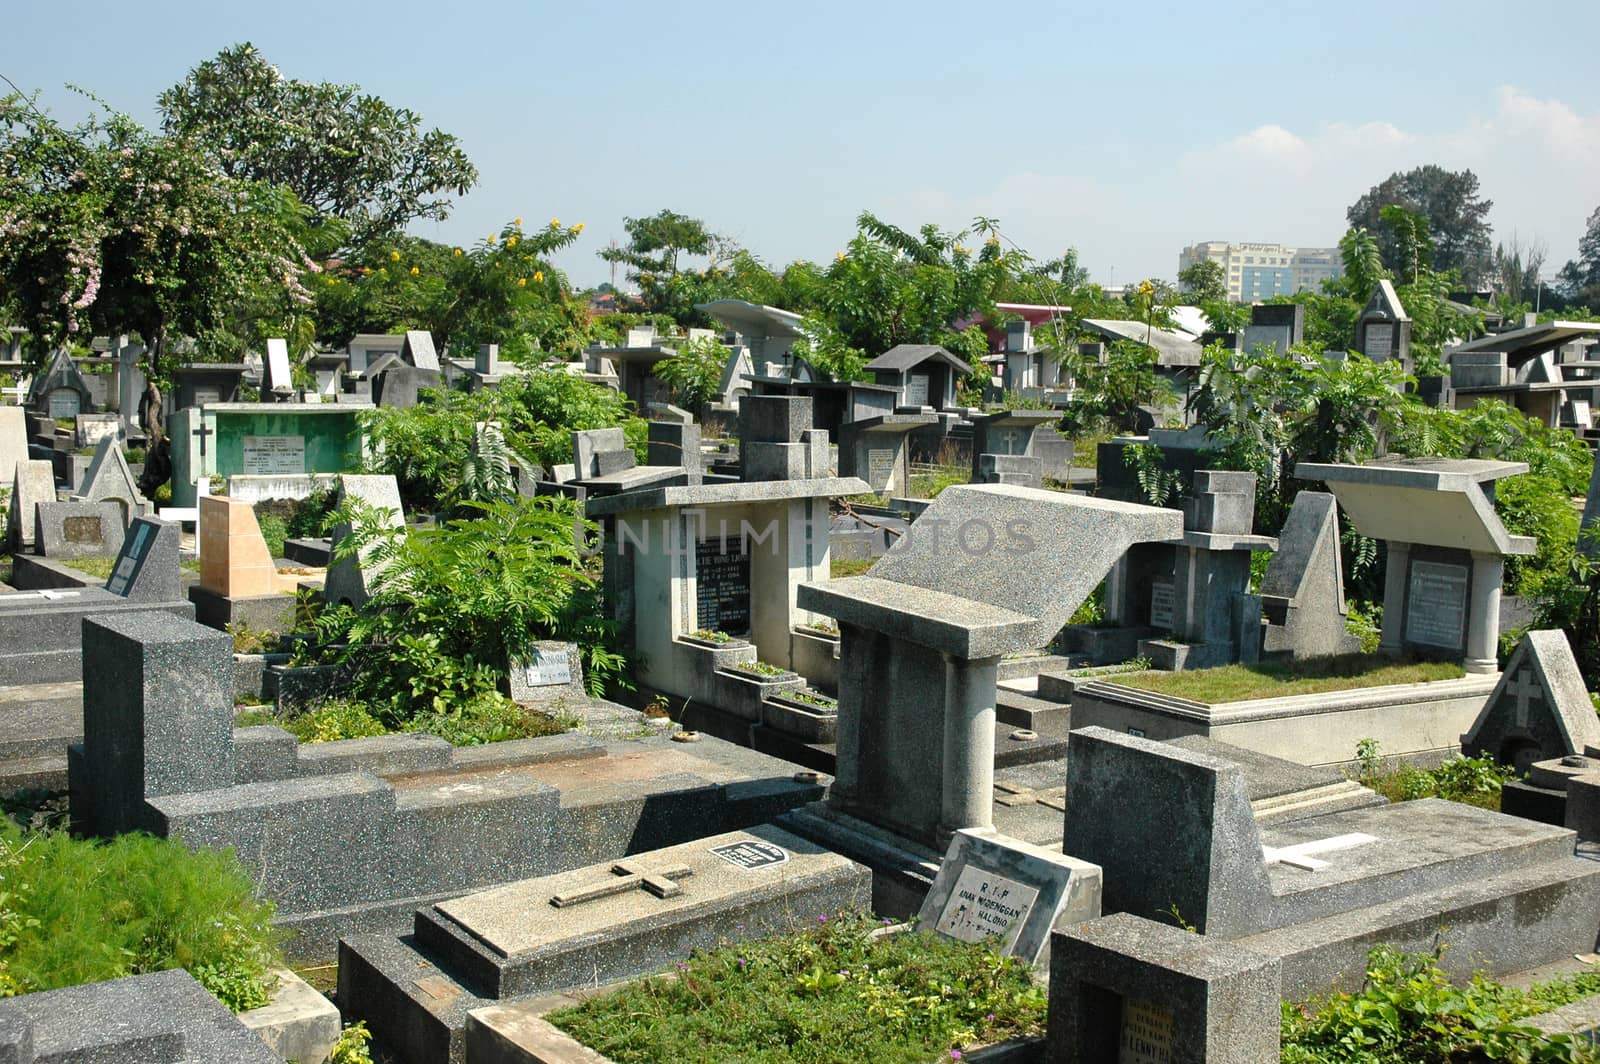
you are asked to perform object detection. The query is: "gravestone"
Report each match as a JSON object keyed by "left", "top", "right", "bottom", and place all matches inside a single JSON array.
[
  {"left": 646, "top": 420, "right": 703, "bottom": 485},
  {"left": 1258, "top": 491, "right": 1360, "bottom": 659},
  {"left": 73, "top": 413, "right": 122, "bottom": 449},
  {"left": 696, "top": 536, "right": 752, "bottom": 634},
  {"left": 76, "top": 434, "right": 147, "bottom": 525},
  {"left": 1354, "top": 280, "right": 1411, "bottom": 370},
  {"left": 1047, "top": 912, "right": 1282, "bottom": 1064},
  {"left": 573, "top": 428, "right": 634, "bottom": 479},
  {"left": 263, "top": 337, "right": 295, "bottom": 399},
  {"left": 837, "top": 414, "right": 936, "bottom": 497},
  {"left": 0, "top": 405, "right": 25, "bottom": 487},
  {"left": 402, "top": 329, "right": 441, "bottom": 372},
  {"left": 475, "top": 343, "right": 501, "bottom": 375},
  {"left": 6, "top": 459, "right": 53, "bottom": 552},
  {"left": 322, "top": 474, "right": 404, "bottom": 609},
  {"left": 34, "top": 500, "right": 125, "bottom": 559},
  {"left": 104, "top": 516, "right": 182, "bottom": 603},
  {"left": 28, "top": 348, "right": 93, "bottom": 417},
  {"left": 79, "top": 611, "right": 235, "bottom": 835},
  {"left": 507, "top": 640, "right": 587, "bottom": 706},
  {"left": 916, "top": 828, "right": 1100, "bottom": 968},
  {"left": 197, "top": 495, "right": 279, "bottom": 598},
  {"left": 738, "top": 395, "right": 829, "bottom": 482},
  {"left": 1463, "top": 630, "right": 1600, "bottom": 773}
]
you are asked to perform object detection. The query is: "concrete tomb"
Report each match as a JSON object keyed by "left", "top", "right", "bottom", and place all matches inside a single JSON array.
[
  {"left": 168, "top": 402, "right": 369, "bottom": 508},
  {"left": 33, "top": 499, "right": 125, "bottom": 559},
  {"left": 340, "top": 825, "right": 869, "bottom": 1063},
  {"left": 190, "top": 494, "right": 296, "bottom": 631},
  {"left": 74, "top": 434, "right": 148, "bottom": 525},
  {"left": 793, "top": 484, "right": 1181, "bottom": 851},
  {"left": 864, "top": 343, "right": 971, "bottom": 411},
  {"left": 837, "top": 413, "right": 936, "bottom": 496},
  {"left": 1061, "top": 727, "right": 1600, "bottom": 998},
  {"left": 1354, "top": 279, "right": 1412, "bottom": 370},
  {"left": 1298, "top": 457, "right": 1534, "bottom": 675},
  {"left": 968, "top": 408, "right": 1062, "bottom": 489},
  {"left": 6, "top": 459, "right": 54, "bottom": 553},
  {"left": 27, "top": 347, "right": 94, "bottom": 418},
  {"left": 1258, "top": 490, "right": 1361, "bottom": 660}
]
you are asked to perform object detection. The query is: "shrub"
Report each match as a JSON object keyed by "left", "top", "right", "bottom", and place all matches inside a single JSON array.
[
  {"left": 282, "top": 699, "right": 388, "bottom": 743},
  {"left": 1282, "top": 944, "right": 1599, "bottom": 1062},
  {"left": 0, "top": 822, "right": 281, "bottom": 1011},
  {"left": 256, "top": 513, "right": 288, "bottom": 559}
]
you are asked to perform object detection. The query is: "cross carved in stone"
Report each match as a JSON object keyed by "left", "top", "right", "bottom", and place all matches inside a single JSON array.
[
  {"left": 993, "top": 781, "right": 1066, "bottom": 812},
  {"left": 999, "top": 428, "right": 1024, "bottom": 455},
  {"left": 191, "top": 420, "right": 215, "bottom": 457},
  {"left": 1506, "top": 668, "right": 1544, "bottom": 730},
  {"left": 1262, "top": 832, "right": 1377, "bottom": 872},
  {"left": 549, "top": 861, "right": 694, "bottom": 908}
]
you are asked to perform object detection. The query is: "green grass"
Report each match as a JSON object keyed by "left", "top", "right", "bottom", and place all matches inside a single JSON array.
[
  {"left": 1105, "top": 654, "right": 1465, "bottom": 704},
  {"left": 66, "top": 555, "right": 200, "bottom": 580},
  {"left": 547, "top": 910, "right": 1045, "bottom": 1064},
  {"left": 272, "top": 693, "right": 568, "bottom": 746},
  {"left": 830, "top": 557, "right": 874, "bottom": 578},
  {"left": 0, "top": 821, "right": 280, "bottom": 1010},
  {"left": 908, "top": 465, "right": 969, "bottom": 500}
]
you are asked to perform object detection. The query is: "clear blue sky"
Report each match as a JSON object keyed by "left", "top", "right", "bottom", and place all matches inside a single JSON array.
[{"left": 9, "top": 0, "right": 1600, "bottom": 290}]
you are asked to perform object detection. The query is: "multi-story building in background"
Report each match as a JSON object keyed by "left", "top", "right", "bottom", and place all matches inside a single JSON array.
[{"left": 1178, "top": 241, "right": 1343, "bottom": 302}]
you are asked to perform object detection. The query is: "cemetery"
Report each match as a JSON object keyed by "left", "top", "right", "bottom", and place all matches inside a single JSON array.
[{"left": 9, "top": 29, "right": 1600, "bottom": 1064}]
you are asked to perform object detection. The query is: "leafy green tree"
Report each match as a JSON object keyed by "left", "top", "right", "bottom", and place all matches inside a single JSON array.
[
  {"left": 1177, "top": 259, "right": 1227, "bottom": 303},
  {"left": 598, "top": 209, "right": 727, "bottom": 323},
  {"left": 1378, "top": 205, "right": 1433, "bottom": 284},
  {"left": 1061, "top": 340, "right": 1172, "bottom": 435},
  {"left": 0, "top": 91, "right": 311, "bottom": 376},
  {"left": 158, "top": 43, "right": 477, "bottom": 248},
  {"left": 654, "top": 335, "right": 729, "bottom": 415},
  {"left": 1558, "top": 205, "right": 1600, "bottom": 309},
  {"left": 1347, "top": 165, "right": 1493, "bottom": 283},
  {"left": 315, "top": 218, "right": 590, "bottom": 357},
  {"left": 790, "top": 212, "right": 1023, "bottom": 381}
]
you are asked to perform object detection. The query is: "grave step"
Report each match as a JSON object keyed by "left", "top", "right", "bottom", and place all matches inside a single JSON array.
[
  {"left": 0, "top": 684, "right": 82, "bottom": 762},
  {"left": 0, "top": 753, "right": 68, "bottom": 792},
  {"left": 0, "top": 648, "right": 80, "bottom": 686},
  {"left": 1239, "top": 855, "right": 1600, "bottom": 1000},
  {"left": 995, "top": 689, "right": 1067, "bottom": 729},
  {"left": 338, "top": 931, "right": 488, "bottom": 1064}
]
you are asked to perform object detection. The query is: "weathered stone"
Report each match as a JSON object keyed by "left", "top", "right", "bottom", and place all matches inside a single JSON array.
[
  {"left": 323, "top": 474, "right": 404, "bottom": 609},
  {"left": 917, "top": 828, "right": 1101, "bottom": 968},
  {"left": 507, "top": 640, "right": 587, "bottom": 706},
  {"left": 0, "top": 407, "right": 26, "bottom": 490},
  {"left": 1048, "top": 912, "right": 1282, "bottom": 1064},
  {"left": 6, "top": 459, "right": 54, "bottom": 552},
  {"left": 76, "top": 434, "right": 147, "bottom": 524},
  {"left": 403, "top": 329, "right": 441, "bottom": 371},
  {"left": 79, "top": 611, "right": 235, "bottom": 834},
  {"left": 1463, "top": 630, "right": 1600, "bottom": 772},
  {"left": 35, "top": 499, "right": 125, "bottom": 559},
  {"left": 1259, "top": 491, "right": 1360, "bottom": 659},
  {"left": 739, "top": 394, "right": 812, "bottom": 445}
]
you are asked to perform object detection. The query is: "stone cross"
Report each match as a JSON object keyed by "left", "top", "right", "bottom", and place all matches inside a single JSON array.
[
  {"left": 191, "top": 420, "right": 215, "bottom": 457},
  {"left": 993, "top": 781, "right": 1067, "bottom": 811},
  {"left": 1000, "top": 428, "right": 1023, "bottom": 454},
  {"left": 1261, "top": 832, "right": 1377, "bottom": 872},
  {"left": 1506, "top": 669, "right": 1543, "bottom": 729},
  {"left": 549, "top": 861, "right": 694, "bottom": 908}
]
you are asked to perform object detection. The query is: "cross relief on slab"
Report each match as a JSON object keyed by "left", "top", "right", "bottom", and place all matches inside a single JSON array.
[
  {"left": 1262, "top": 832, "right": 1378, "bottom": 872},
  {"left": 1506, "top": 669, "right": 1544, "bottom": 729},
  {"left": 993, "top": 781, "right": 1067, "bottom": 812},
  {"left": 549, "top": 861, "right": 695, "bottom": 908}
]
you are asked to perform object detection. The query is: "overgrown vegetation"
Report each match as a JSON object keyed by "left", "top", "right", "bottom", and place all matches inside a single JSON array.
[
  {"left": 1353, "top": 739, "right": 1515, "bottom": 811},
  {"left": 0, "top": 821, "right": 280, "bottom": 1011},
  {"left": 1283, "top": 945, "right": 1600, "bottom": 1062},
  {"left": 278, "top": 693, "right": 567, "bottom": 746},
  {"left": 547, "top": 910, "right": 1045, "bottom": 1064},
  {"left": 1107, "top": 655, "right": 1464, "bottom": 703}
]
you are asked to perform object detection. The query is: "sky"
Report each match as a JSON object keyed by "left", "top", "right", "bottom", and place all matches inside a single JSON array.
[{"left": 7, "top": 0, "right": 1600, "bottom": 292}]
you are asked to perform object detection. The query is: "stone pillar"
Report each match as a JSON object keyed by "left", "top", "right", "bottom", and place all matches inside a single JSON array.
[
  {"left": 1465, "top": 551, "right": 1504, "bottom": 675},
  {"left": 1103, "top": 555, "right": 1130, "bottom": 626},
  {"left": 940, "top": 653, "right": 999, "bottom": 841},
  {"left": 1379, "top": 540, "right": 1411, "bottom": 655}
]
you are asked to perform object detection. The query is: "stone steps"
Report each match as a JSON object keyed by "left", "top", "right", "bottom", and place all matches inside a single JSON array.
[{"left": 0, "top": 682, "right": 82, "bottom": 791}]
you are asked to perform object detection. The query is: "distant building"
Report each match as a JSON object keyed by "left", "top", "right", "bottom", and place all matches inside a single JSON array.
[{"left": 1178, "top": 241, "right": 1343, "bottom": 302}]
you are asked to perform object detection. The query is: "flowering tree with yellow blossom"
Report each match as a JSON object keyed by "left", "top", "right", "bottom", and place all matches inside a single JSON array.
[{"left": 315, "top": 218, "right": 591, "bottom": 358}]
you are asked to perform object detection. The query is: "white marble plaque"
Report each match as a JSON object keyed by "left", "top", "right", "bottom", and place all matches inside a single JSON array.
[
  {"left": 905, "top": 372, "right": 930, "bottom": 408},
  {"left": 1149, "top": 581, "right": 1175, "bottom": 629},
  {"left": 241, "top": 435, "right": 306, "bottom": 476},
  {"left": 866, "top": 448, "right": 895, "bottom": 491},
  {"left": 933, "top": 865, "right": 1038, "bottom": 950},
  {"left": 1405, "top": 560, "right": 1469, "bottom": 649},
  {"left": 1119, "top": 997, "right": 1173, "bottom": 1063},
  {"left": 1363, "top": 322, "right": 1394, "bottom": 360},
  {"left": 521, "top": 646, "right": 571, "bottom": 687},
  {"left": 192, "top": 387, "right": 222, "bottom": 407},
  {"left": 47, "top": 389, "right": 80, "bottom": 418}
]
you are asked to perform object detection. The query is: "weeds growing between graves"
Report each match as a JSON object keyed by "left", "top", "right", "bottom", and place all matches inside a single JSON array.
[
  {"left": 272, "top": 693, "right": 567, "bottom": 746},
  {"left": 1282, "top": 944, "right": 1600, "bottom": 1062},
  {"left": 547, "top": 910, "right": 1044, "bottom": 1064},
  {"left": 1353, "top": 739, "right": 1515, "bottom": 811},
  {"left": 0, "top": 821, "right": 281, "bottom": 1011}
]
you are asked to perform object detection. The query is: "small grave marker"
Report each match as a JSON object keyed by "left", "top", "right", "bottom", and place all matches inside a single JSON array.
[
  {"left": 1149, "top": 581, "right": 1175, "bottom": 629},
  {"left": 933, "top": 865, "right": 1040, "bottom": 951},
  {"left": 708, "top": 839, "right": 789, "bottom": 869},
  {"left": 1405, "top": 560, "right": 1468, "bottom": 649},
  {"left": 1119, "top": 997, "right": 1174, "bottom": 1064}
]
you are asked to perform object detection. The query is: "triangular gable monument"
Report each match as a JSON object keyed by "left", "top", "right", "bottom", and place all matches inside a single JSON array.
[{"left": 1463, "top": 630, "right": 1600, "bottom": 772}]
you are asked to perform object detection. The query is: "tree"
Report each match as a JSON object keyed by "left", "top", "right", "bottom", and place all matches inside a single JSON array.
[
  {"left": 315, "top": 218, "right": 590, "bottom": 358},
  {"left": 1177, "top": 259, "right": 1227, "bottom": 304},
  {"left": 0, "top": 91, "right": 311, "bottom": 378},
  {"left": 1558, "top": 206, "right": 1600, "bottom": 308},
  {"left": 158, "top": 43, "right": 477, "bottom": 248},
  {"left": 654, "top": 335, "right": 729, "bottom": 415},
  {"left": 1347, "top": 166, "right": 1493, "bottom": 283},
  {"left": 789, "top": 212, "right": 1024, "bottom": 381},
  {"left": 598, "top": 209, "right": 723, "bottom": 323},
  {"left": 1492, "top": 232, "right": 1547, "bottom": 308}
]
